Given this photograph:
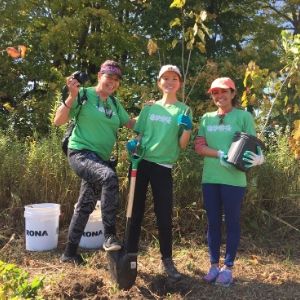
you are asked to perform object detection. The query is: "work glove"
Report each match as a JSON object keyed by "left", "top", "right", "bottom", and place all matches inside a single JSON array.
[
  {"left": 126, "top": 139, "right": 138, "bottom": 152},
  {"left": 243, "top": 146, "right": 265, "bottom": 168},
  {"left": 177, "top": 114, "right": 192, "bottom": 130},
  {"left": 217, "top": 150, "right": 231, "bottom": 168}
]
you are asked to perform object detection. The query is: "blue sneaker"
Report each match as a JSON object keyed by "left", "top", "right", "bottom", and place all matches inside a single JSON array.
[
  {"left": 203, "top": 266, "right": 219, "bottom": 283},
  {"left": 215, "top": 268, "right": 233, "bottom": 287}
]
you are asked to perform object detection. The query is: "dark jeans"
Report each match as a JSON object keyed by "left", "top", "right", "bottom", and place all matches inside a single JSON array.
[
  {"left": 127, "top": 159, "right": 173, "bottom": 259},
  {"left": 67, "top": 149, "right": 119, "bottom": 245},
  {"left": 202, "top": 183, "right": 245, "bottom": 267}
]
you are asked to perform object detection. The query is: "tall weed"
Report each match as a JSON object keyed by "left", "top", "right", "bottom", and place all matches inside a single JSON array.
[
  {"left": 243, "top": 126, "right": 300, "bottom": 235},
  {"left": 0, "top": 126, "right": 298, "bottom": 238}
]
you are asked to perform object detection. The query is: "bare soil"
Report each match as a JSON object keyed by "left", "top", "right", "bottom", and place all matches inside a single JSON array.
[{"left": 1, "top": 227, "right": 299, "bottom": 300}]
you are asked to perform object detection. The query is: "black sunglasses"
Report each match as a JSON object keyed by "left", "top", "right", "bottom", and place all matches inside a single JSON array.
[
  {"left": 218, "top": 114, "right": 225, "bottom": 125},
  {"left": 104, "top": 105, "right": 113, "bottom": 119},
  {"left": 97, "top": 102, "right": 113, "bottom": 119}
]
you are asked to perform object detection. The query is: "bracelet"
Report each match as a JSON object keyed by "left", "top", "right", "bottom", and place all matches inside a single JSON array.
[{"left": 63, "top": 102, "right": 71, "bottom": 109}]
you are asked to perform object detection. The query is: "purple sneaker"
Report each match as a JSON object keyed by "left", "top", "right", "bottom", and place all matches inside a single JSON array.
[
  {"left": 203, "top": 266, "right": 219, "bottom": 283},
  {"left": 215, "top": 268, "right": 233, "bottom": 287}
]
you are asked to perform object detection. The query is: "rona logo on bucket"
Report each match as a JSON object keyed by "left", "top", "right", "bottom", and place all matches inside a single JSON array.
[
  {"left": 76, "top": 200, "right": 105, "bottom": 249},
  {"left": 26, "top": 230, "right": 48, "bottom": 237},
  {"left": 24, "top": 203, "right": 60, "bottom": 252},
  {"left": 82, "top": 230, "right": 103, "bottom": 237}
]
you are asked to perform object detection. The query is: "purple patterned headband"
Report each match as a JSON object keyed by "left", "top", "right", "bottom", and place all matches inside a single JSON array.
[{"left": 99, "top": 64, "right": 122, "bottom": 78}]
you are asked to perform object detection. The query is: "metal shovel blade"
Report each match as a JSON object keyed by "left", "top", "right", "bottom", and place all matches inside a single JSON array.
[
  {"left": 107, "top": 249, "right": 137, "bottom": 290},
  {"left": 107, "top": 151, "right": 144, "bottom": 290}
]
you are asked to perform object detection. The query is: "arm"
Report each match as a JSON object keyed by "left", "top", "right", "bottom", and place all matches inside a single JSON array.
[
  {"left": 194, "top": 136, "right": 219, "bottom": 157},
  {"left": 179, "top": 130, "right": 192, "bottom": 149},
  {"left": 177, "top": 108, "right": 192, "bottom": 149},
  {"left": 194, "top": 115, "right": 219, "bottom": 158},
  {"left": 53, "top": 95, "right": 75, "bottom": 125},
  {"left": 53, "top": 76, "right": 80, "bottom": 126},
  {"left": 194, "top": 136, "right": 232, "bottom": 168},
  {"left": 124, "top": 117, "right": 136, "bottom": 129}
]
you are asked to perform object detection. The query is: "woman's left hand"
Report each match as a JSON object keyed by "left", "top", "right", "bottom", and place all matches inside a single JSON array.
[
  {"left": 178, "top": 114, "right": 192, "bottom": 130},
  {"left": 243, "top": 146, "right": 265, "bottom": 168}
]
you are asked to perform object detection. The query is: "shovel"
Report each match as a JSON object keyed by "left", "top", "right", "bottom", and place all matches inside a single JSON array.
[{"left": 107, "top": 147, "right": 144, "bottom": 290}]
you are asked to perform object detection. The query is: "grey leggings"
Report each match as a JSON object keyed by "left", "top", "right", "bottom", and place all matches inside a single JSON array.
[{"left": 67, "top": 149, "right": 119, "bottom": 245}]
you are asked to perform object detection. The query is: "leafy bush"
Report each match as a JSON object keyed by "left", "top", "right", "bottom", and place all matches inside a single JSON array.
[
  {"left": 0, "top": 260, "right": 43, "bottom": 299},
  {"left": 242, "top": 126, "right": 300, "bottom": 234}
]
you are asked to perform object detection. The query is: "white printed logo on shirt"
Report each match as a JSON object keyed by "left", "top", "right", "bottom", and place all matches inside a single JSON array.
[
  {"left": 149, "top": 113, "right": 171, "bottom": 124},
  {"left": 207, "top": 124, "right": 232, "bottom": 132},
  {"left": 96, "top": 105, "right": 116, "bottom": 116}
]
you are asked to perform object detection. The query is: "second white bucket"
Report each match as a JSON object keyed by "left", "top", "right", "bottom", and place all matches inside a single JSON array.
[
  {"left": 24, "top": 203, "right": 60, "bottom": 251},
  {"left": 77, "top": 201, "right": 104, "bottom": 249}
]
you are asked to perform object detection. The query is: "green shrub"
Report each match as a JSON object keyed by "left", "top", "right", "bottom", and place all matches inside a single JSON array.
[
  {"left": 0, "top": 260, "right": 44, "bottom": 299},
  {"left": 243, "top": 127, "right": 300, "bottom": 234}
]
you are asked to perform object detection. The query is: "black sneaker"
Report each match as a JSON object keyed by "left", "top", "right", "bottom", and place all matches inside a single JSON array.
[
  {"left": 162, "top": 258, "right": 182, "bottom": 281},
  {"left": 60, "top": 253, "right": 85, "bottom": 265},
  {"left": 103, "top": 235, "right": 122, "bottom": 251}
]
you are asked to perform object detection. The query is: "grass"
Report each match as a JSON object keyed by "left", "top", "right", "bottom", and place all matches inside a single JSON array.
[
  {"left": 0, "top": 228, "right": 299, "bottom": 299},
  {"left": 0, "top": 130, "right": 298, "bottom": 298}
]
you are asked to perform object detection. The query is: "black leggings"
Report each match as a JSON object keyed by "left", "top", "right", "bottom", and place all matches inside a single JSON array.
[
  {"left": 127, "top": 159, "right": 173, "bottom": 259},
  {"left": 67, "top": 149, "right": 119, "bottom": 245}
]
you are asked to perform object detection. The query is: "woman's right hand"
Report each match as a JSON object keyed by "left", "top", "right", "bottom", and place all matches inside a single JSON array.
[
  {"left": 66, "top": 75, "right": 80, "bottom": 101},
  {"left": 53, "top": 75, "right": 80, "bottom": 126},
  {"left": 217, "top": 150, "right": 232, "bottom": 168},
  {"left": 126, "top": 139, "right": 139, "bottom": 152}
]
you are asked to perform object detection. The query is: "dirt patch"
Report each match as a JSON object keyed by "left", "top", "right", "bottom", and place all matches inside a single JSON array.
[
  {"left": 45, "top": 271, "right": 104, "bottom": 299},
  {"left": 0, "top": 230, "right": 299, "bottom": 299}
]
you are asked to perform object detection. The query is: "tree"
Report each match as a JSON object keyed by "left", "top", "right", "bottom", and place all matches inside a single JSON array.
[
  {"left": 0, "top": 0, "right": 145, "bottom": 137},
  {"left": 242, "top": 31, "right": 300, "bottom": 138},
  {"left": 0, "top": 0, "right": 298, "bottom": 138}
]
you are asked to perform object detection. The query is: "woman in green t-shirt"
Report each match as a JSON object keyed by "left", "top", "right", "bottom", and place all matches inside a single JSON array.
[
  {"left": 54, "top": 60, "right": 135, "bottom": 265},
  {"left": 195, "top": 77, "right": 264, "bottom": 286},
  {"left": 126, "top": 65, "right": 192, "bottom": 281}
]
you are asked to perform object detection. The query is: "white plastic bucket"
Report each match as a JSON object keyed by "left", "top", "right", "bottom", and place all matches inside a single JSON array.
[
  {"left": 24, "top": 203, "right": 60, "bottom": 251},
  {"left": 77, "top": 201, "right": 104, "bottom": 249}
]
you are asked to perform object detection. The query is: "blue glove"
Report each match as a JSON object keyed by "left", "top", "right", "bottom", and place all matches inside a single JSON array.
[
  {"left": 243, "top": 146, "right": 265, "bottom": 168},
  {"left": 217, "top": 150, "right": 231, "bottom": 168},
  {"left": 126, "top": 139, "right": 138, "bottom": 152},
  {"left": 177, "top": 114, "right": 192, "bottom": 130}
]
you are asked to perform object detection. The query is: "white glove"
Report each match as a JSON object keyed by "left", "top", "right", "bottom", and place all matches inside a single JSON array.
[
  {"left": 217, "top": 150, "right": 231, "bottom": 168},
  {"left": 243, "top": 146, "right": 265, "bottom": 168}
]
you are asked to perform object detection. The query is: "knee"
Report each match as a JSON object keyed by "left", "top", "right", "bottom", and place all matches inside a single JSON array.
[
  {"left": 131, "top": 208, "right": 144, "bottom": 225},
  {"left": 103, "top": 170, "right": 119, "bottom": 187},
  {"left": 226, "top": 221, "right": 241, "bottom": 234},
  {"left": 207, "top": 220, "right": 222, "bottom": 231},
  {"left": 157, "top": 217, "right": 172, "bottom": 231},
  {"left": 76, "top": 202, "right": 95, "bottom": 215}
]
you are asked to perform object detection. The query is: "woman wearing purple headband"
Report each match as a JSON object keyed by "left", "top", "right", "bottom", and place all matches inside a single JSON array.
[{"left": 54, "top": 60, "right": 135, "bottom": 265}]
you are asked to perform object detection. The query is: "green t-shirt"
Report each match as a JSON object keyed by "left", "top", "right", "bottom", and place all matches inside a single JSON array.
[
  {"left": 68, "top": 87, "right": 130, "bottom": 161},
  {"left": 197, "top": 108, "right": 256, "bottom": 187},
  {"left": 134, "top": 100, "right": 191, "bottom": 165}
]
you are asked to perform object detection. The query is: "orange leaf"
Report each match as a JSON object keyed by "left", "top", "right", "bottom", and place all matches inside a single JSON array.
[
  {"left": 6, "top": 47, "right": 20, "bottom": 58},
  {"left": 18, "top": 45, "right": 27, "bottom": 58}
]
